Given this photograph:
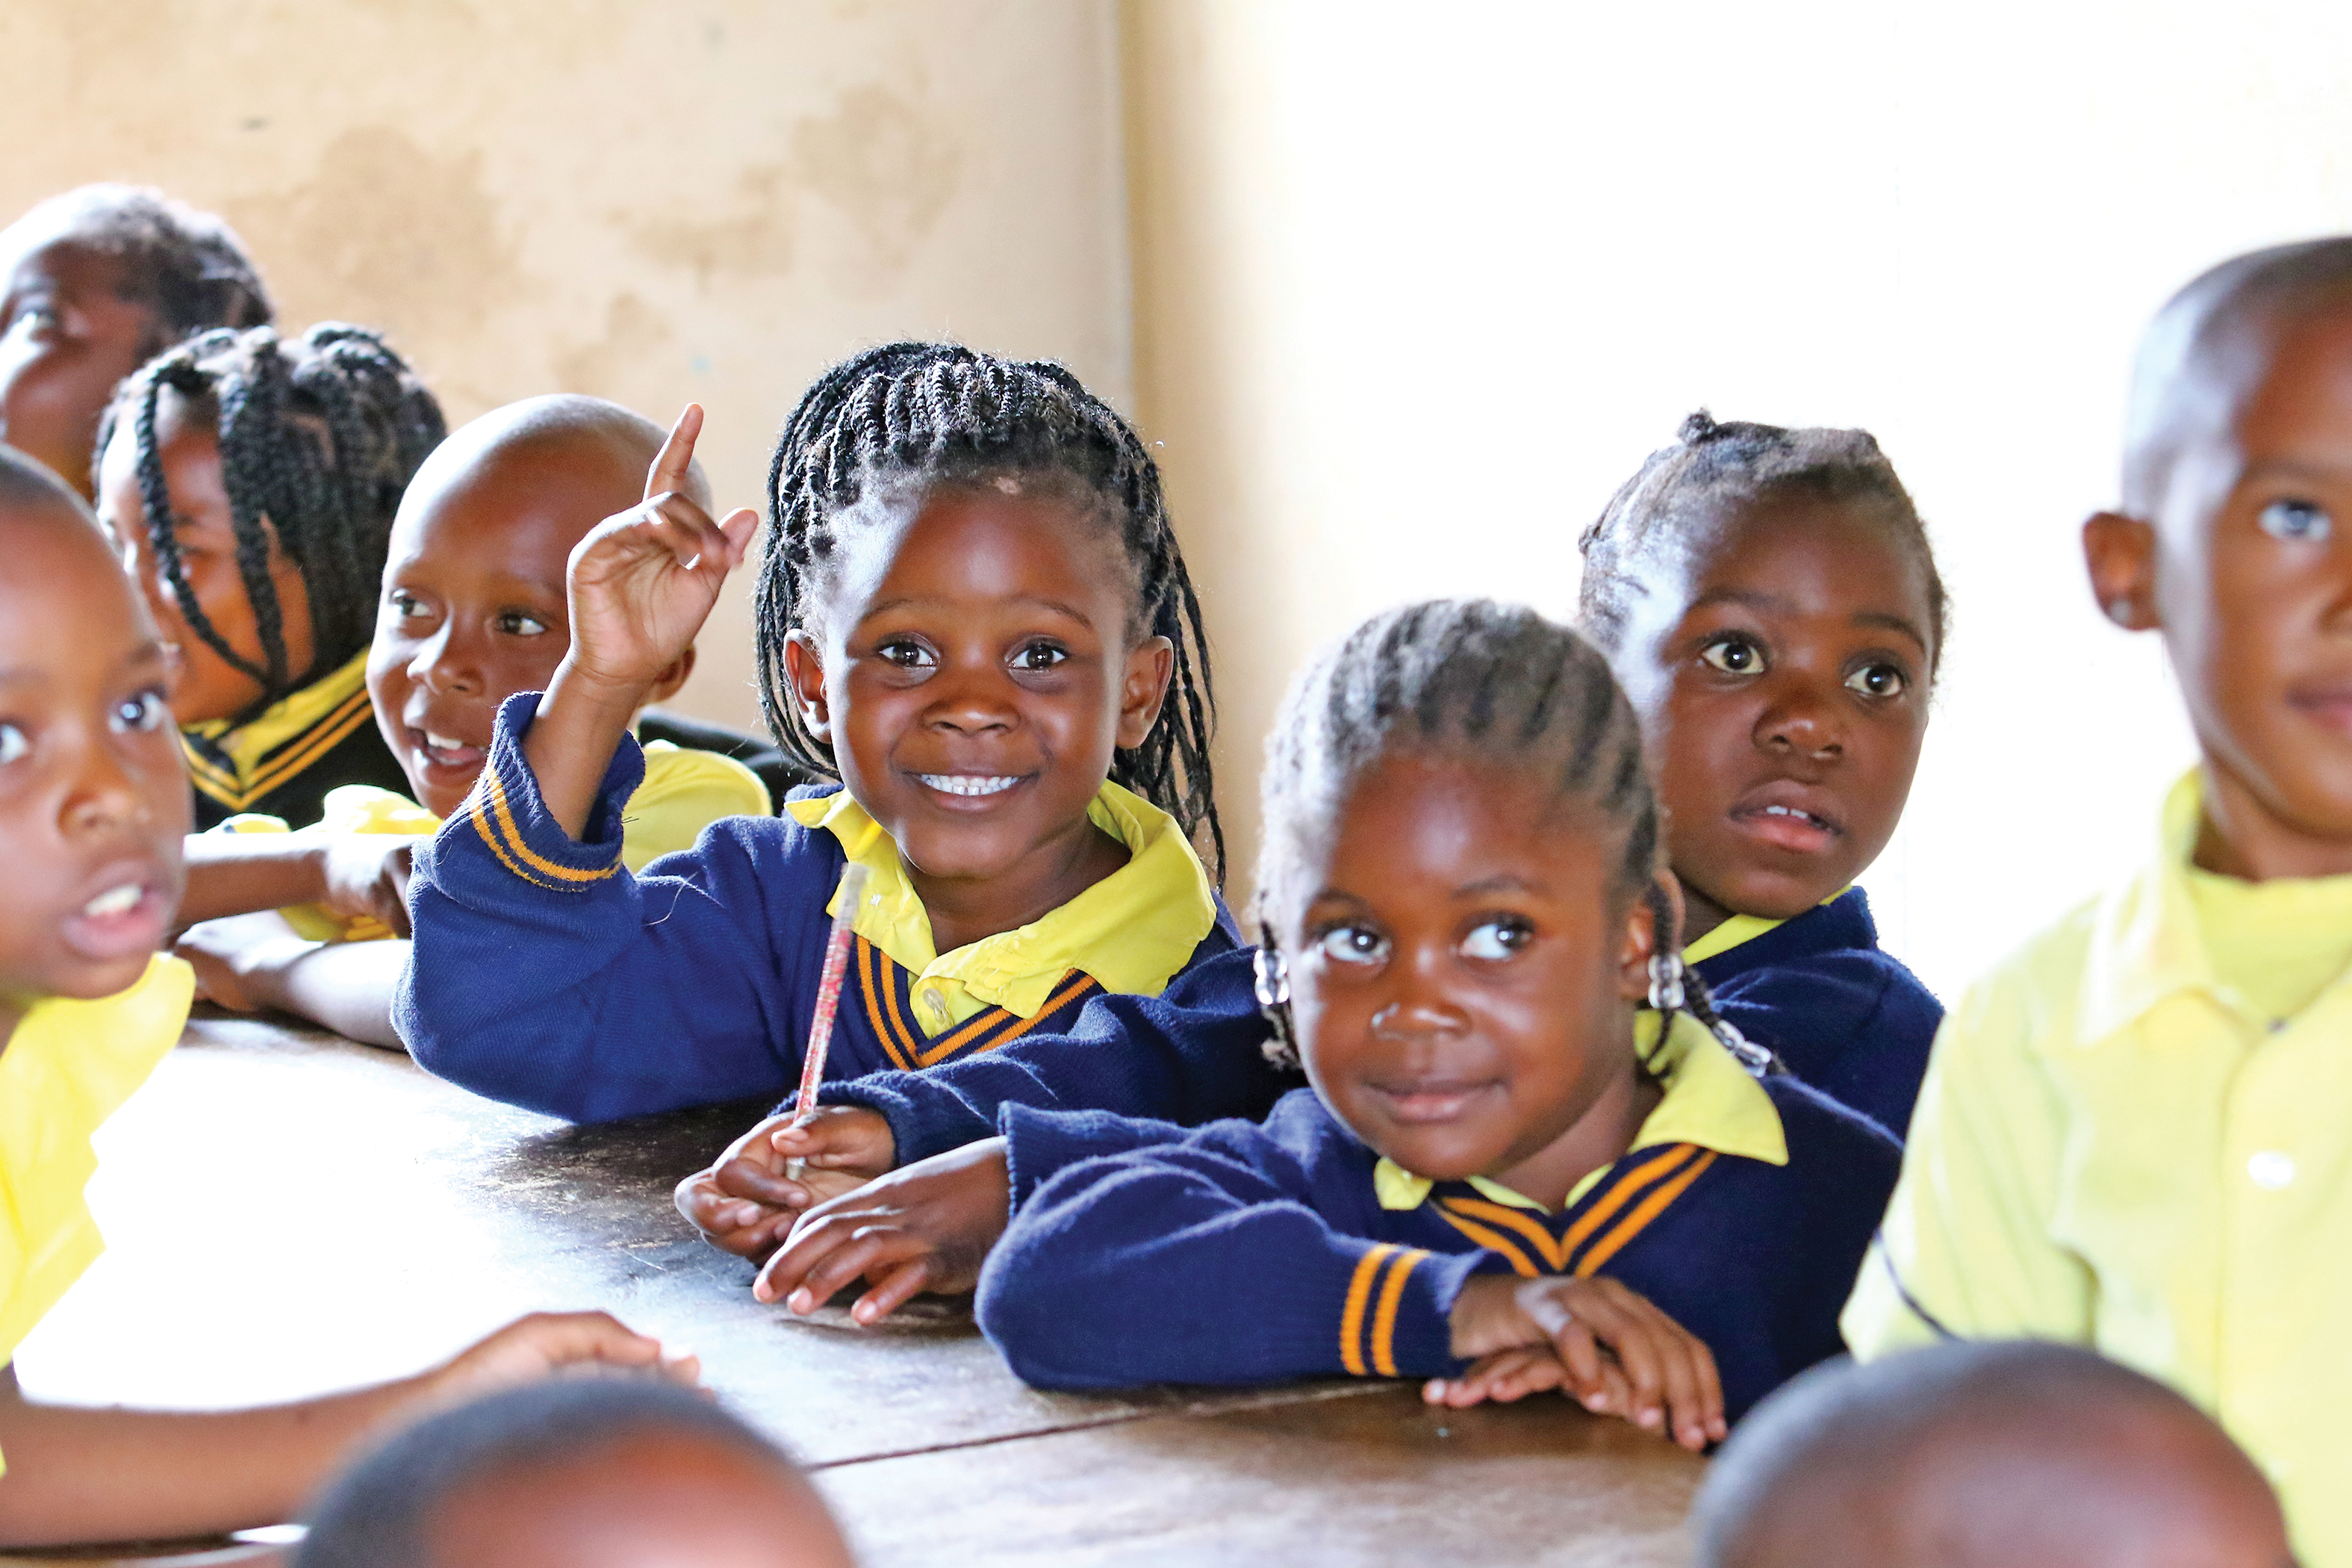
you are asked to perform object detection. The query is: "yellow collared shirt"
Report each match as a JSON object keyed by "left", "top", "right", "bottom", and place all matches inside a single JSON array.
[
  {"left": 1844, "top": 770, "right": 2352, "bottom": 1566},
  {"left": 0, "top": 956, "right": 193, "bottom": 1472},
  {"left": 225, "top": 743, "right": 771, "bottom": 942},
  {"left": 785, "top": 782, "right": 1216, "bottom": 1034},
  {"left": 1373, "top": 1010, "right": 1789, "bottom": 1213},
  {"left": 181, "top": 649, "right": 377, "bottom": 815}
]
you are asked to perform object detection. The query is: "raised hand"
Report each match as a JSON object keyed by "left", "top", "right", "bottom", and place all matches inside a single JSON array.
[
  {"left": 674, "top": 1105, "right": 899, "bottom": 1260},
  {"left": 752, "top": 1137, "right": 1012, "bottom": 1325},
  {"left": 563, "top": 404, "right": 760, "bottom": 699}
]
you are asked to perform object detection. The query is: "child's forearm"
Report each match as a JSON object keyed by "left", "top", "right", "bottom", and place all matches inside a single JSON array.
[
  {"left": 255, "top": 940, "right": 409, "bottom": 1050},
  {"left": 522, "top": 660, "right": 650, "bottom": 841},
  {"left": 178, "top": 836, "right": 329, "bottom": 927},
  {"left": 0, "top": 1364, "right": 422, "bottom": 1546}
]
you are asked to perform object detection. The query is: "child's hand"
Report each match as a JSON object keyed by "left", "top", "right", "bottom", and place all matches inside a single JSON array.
[
  {"left": 318, "top": 836, "right": 415, "bottom": 936},
  {"left": 414, "top": 1310, "right": 699, "bottom": 1410},
  {"left": 753, "top": 1136, "right": 1011, "bottom": 1325},
  {"left": 175, "top": 912, "right": 317, "bottom": 1014},
  {"left": 561, "top": 404, "right": 759, "bottom": 702},
  {"left": 1437, "top": 1273, "right": 1726, "bottom": 1451},
  {"left": 673, "top": 1106, "right": 899, "bottom": 1259}
]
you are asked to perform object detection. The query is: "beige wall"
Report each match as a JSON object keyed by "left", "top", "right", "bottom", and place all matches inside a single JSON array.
[
  {"left": 1124, "top": 0, "right": 2352, "bottom": 992},
  {"left": 0, "top": 0, "right": 1130, "bottom": 735}
]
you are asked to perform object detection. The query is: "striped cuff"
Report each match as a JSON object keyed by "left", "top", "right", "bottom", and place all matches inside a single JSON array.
[
  {"left": 447, "top": 692, "right": 644, "bottom": 893},
  {"left": 1337, "top": 1241, "right": 1467, "bottom": 1379}
]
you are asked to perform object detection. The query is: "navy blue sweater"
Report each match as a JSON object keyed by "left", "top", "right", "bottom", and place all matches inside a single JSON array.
[
  {"left": 977, "top": 1076, "right": 1902, "bottom": 1420},
  {"left": 1693, "top": 888, "right": 1941, "bottom": 1139},
  {"left": 397, "top": 695, "right": 1242, "bottom": 1123}
]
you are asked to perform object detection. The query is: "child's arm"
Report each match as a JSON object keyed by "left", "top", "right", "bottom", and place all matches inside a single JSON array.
[
  {"left": 973, "top": 1107, "right": 1489, "bottom": 1392},
  {"left": 178, "top": 833, "right": 414, "bottom": 934},
  {"left": 751, "top": 1136, "right": 1014, "bottom": 1325},
  {"left": 523, "top": 404, "right": 757, "bottom": 839},
  {"left": 0, "top": 1312, "right": 692, "bottom": 1546},
  {"left": 175, "top": 915, "right": 409, "bottom": 1050}
]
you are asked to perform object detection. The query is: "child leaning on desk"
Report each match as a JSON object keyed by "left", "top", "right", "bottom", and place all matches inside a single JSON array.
[
  {"left": 965, "top": 603, "right": 1900, "bottom": 1444},
  {"left": 0, "top": 449, "right": 694, "bottom": 1547},
  {"left": 1844, "top": 236, "right": 2352, "bottom": 1567}
]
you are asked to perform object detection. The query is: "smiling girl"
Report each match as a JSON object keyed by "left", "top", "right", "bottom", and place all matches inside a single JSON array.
[
  {"left": 1578, "top": 412, "right": 1946, "bottom": 1137},
  {"left": 399, "top": 344, "right": 1232, "bottom": 1123},
  {"left": 972, "top": 603, "right": 1900, "bottom": 1440}
]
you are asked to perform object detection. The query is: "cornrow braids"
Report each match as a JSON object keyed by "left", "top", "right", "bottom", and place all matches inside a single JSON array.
[
  {"left": 1251, "top": 599, "right": 1743, "bottom": 1070},
  {"left": 97, "top": 323, "right": 445, "bottom": 711},
  {"left": 754, "top": 341, "right": 1222, "bottom": 876},
  {"left": 1578, "top": 410, "right": 1947, "bottom": 674}
]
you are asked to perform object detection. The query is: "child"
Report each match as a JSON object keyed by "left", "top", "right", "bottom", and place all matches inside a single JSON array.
[
  {"left": 399, "top": 343, "right": 1240, "bottom": 1125},
  {"left": 93, "top": 322, "right": 446, "bottom": 830},
  {"left": 971, "top": 601, "right": 1900, "bottom": 1440},
  {"left": 0, "top": 184, "right": 273, "bottom": 502},
  {"left": 1578, "top": 412, "right": 1945, "bottom": 1136},
  {"left": 297, "top": 1379, "right": 855, "bottom": 1568},
  {"left": 171, "top": 395, "right": 774, "bottom": 1048},
  {"left": 1690, "top": 1343, "right": 2295, "bottom": 1568},
  {"left": 1843, "top": 236, "right": 2352, "bottom": 1567},
  {"left": 0, "top": 447, "right": 691, "bottom": 1546}
]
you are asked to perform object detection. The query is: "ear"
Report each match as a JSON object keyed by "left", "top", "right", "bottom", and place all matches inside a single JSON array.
[
  {"left": 2082, "top": 511, "right": 2162, "bottom": 632},
  {"left": 1614, "top": 869, "right": 1682, "bottom": 1003},
  {"left": 781, "top": 629, "right": 833, "bottom": 743},
  {"left": 1116, "top": 634, "right": 1176, "bottom": 750},
  {"left": 643, "top": 644, "right": 697, "bottom": 706}
]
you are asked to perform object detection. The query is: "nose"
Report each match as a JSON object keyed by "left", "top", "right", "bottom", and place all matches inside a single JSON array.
[
  {"left": 1369, "top": 945, "right": 1471, "bottom": 1044},
  {"left": 411, "top": 623, "right": 481, "bottom": 696},
  {"left": 61, "top": 727, "right": 151, "bottom": 839},
  {"left": 1754, "top": 670, "right": 1847, "bottom": 762},
  {"left": 923, "top": 659, "right": 1017, "bottom": 737}
]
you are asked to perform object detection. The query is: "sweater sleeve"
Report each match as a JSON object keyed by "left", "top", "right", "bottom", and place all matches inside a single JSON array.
[
  {"left": 977, "top": 1099, "right": 1481, "bottom": 1390},
  {"left": 812, "top": 946, "right": 1296, "bottom": 1163},
  {"left": 396, "top": 693, "right": 824, "bottom": 1122}
]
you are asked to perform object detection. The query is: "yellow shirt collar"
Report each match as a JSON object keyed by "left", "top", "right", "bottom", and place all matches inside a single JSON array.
[
  {"left": 785, "top": 781, "right": 1216, "bottom": 1033},
  {"left": 183, "top": 648, "right": 372, "bottom": 771},
  {"left": 0, "top": 956, "right": 193, "bottom": 1377},
  {"left": 1680, "top": 886, "right": 1854, "bottom": 966},
  {"left": 1374, "top": 1010, "right": 1788, "bottom": 1213}
]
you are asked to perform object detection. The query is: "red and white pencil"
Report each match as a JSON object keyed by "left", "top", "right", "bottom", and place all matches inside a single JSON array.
[{"left": 788, "top": 860, "right": 873, "bottom": 1130}]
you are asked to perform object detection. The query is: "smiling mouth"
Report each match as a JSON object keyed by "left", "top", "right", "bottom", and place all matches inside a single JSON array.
[
  {"left": 81, "top": 882, "right": 143, "bottom": 920},
  {"left": 410, "top": 728, "right": 488, "bottom": 770},
  {"left": 917, "top": 774, "right": 1024, "bottom": 798}
]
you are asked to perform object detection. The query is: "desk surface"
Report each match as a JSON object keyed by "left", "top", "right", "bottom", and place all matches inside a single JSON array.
[{"left": 8, "top": 1015, "right": 1702, "bottom": 1566}]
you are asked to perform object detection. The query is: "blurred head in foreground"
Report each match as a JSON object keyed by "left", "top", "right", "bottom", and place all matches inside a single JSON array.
[
  {"left": 1691, "top": 1340, "right": 2296, "bottom": 1568},
  {"left": 297, "top": 1377, "right": 856, "bottom": 1568}
]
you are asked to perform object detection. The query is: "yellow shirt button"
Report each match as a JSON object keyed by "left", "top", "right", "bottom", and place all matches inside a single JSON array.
[
  {"left": 921, "top": 988, "right": 947, "bottom": 1018},
  {"left": 2248, "top": 1151, "right": 2296, "bottom": 1190}
]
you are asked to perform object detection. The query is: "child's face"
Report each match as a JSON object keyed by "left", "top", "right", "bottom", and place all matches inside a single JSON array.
[
  {"left": 783, "top": 485, "right": 1172, "bottom": 889},
  {"left": 1279, "top": 752, "right": 1654, "bottom": 1189},
  {"left": 0, "top": 231, "right": 157, "bottom": 500},
  {"left": 2088, "top": 306, "right": 2352, "bottom": 877},
  {"left": 0, "top": 499, "right": 187, "bottom": 1024},
  {"left": 93, "top": 388, "right": 314, "bottom": 725},
  {"left": 370, "top": 438, "right": 685, "bottom": 818},
  {"left": 1613, "top": 494, "right": 1934, "bottom": 927}
]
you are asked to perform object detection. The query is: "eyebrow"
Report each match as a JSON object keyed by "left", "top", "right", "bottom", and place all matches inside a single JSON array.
[
  {"left": 0, "top": 639, "right": 171, "bottom": 686},
  {"left": 859, "top": 593, "right": 1099, "bottom": 629},
  {"left": 1688, "top": 587, "right": 1929, "bottom": 653},
  {"left": 2241, "top": 456, "right": 2352, "bottom": 487},
  {"left": 1454, "top": 873, "right": 1544, "bottom": 898}
]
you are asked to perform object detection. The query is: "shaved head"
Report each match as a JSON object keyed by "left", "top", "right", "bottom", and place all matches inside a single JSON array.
[
  {"left": 401, "top": 393, "right": 710, "bottom": 523},
  {"left": 1693, "top": 1343, "right": 2295, "bottom": 1568},
  {"left": 2124, "top": 237, "right": 2352, "bottom": 517}
]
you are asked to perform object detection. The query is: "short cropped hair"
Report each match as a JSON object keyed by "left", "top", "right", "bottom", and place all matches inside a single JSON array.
[{"left": 296, "top": 1378, "right": 800, "bottom": 1568}]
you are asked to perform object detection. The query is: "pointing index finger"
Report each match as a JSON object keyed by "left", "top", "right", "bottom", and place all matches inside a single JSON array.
[{"left": 646, "top": 403, "right": 705, "bottom": 504}]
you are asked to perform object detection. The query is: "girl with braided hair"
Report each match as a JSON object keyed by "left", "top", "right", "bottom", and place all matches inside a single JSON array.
[
  {"left": 93, "top": 323, "right": 445, "bottom": 831},
  {"left": 1579, "top": 411, "right": 1945, "bottom": 1139},
  {"left": 971, "top": 602, "right": 1900, "bottom": 1438},
  {"left": 403, "top": 344, "right": 1254, "bottom": 1133}
]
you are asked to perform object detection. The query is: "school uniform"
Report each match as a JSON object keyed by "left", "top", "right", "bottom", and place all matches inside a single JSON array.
[
  {"left": 0, "top": 956, "right": 193, "bottom": 1472},
  {"left": 398, "top": 692, "right": 1238, "bottom": 1124},
  {"left": 979, "top": 1012, "right": 1900, "bottom": 1421},
  {"left": 180, "top": 650, "right": 411, "bottom": 832},
  {"left": 1844, "top": 772, "right": 2352, "bottom": 1567},
  {"left": 219, "top": 742, "right": 771, "bottom": 942},
  {"left": 1689, "top": 886, "right": 1941, "bottom": 1138}
]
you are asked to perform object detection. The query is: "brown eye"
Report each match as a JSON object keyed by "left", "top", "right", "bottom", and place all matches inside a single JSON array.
[
  {"left": 1460, "top": 918, "right": 1532, "bottom": 961},
  {"left": 1012, "top": 641, "right": 1068, "bottom": 671},
  {"left": 1845, "top": 664, "right": 1907, "bottom": 699},
  {"left": 1699, "top": 636, "right": 1765, "bottom": 675},
  {"left": 2261, "top": 498, "right": 2333, "bottom": 543},
  {"left": 877, "top": 640, "right": 933, "bottom": 671},
  {"left": 1315, "top": 925, "right": 1388, "bottom": 966}
]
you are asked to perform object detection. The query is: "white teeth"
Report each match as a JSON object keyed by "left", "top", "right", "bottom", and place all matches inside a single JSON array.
[
  {"left": 1762, "top": 805, "right": 1824, "bottom": 827},
  {"left": 82, "top": 883, "right": 142, "bottom": 919},
  {"left": 918, "top": 774, "right": 1021, "bottom": 797},
  {"left": 424, "top": 732, "right": 474, "bottom": 753}
]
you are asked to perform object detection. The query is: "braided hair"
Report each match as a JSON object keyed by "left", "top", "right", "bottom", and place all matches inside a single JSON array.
[
  {"left": 96, "top": 323, "right": 445, "bottom": 711},
  {"left": 1578, "top": 411, "right": 1947, "bottom": 674},
  {"left": 8, "top": 184, "right": 273, "bottom": 355},
  {"left": 754, "top": 342, "right": 1221, "bottom": 874},
  {"left": 1252, "top": 599, "right": 1743, "bottom": 1070}
]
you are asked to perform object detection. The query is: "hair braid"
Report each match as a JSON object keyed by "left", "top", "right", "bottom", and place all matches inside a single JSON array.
[
  {"left": 754, "top": 342, "right": 1222, "bottom": 877},
  {"left": 98, "top": 323, "right": 446, "bottom": 720}
]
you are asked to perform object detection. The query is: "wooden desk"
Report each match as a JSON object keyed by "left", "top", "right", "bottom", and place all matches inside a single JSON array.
[{"left": 7, "top": 1017, "right": 1702, "bottom": 1566}]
